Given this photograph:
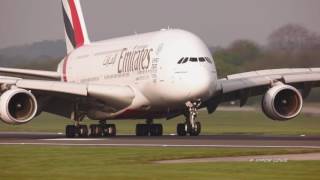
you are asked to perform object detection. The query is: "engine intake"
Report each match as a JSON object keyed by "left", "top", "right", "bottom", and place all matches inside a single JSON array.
[
  {"left": 0, "top": 89, "right": 38, "bottom": 125},
  {"left": 262, "top": 84, "right": 303, "bottom": 121}
]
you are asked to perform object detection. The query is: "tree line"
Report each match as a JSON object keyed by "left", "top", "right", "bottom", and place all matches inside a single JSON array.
[{"left": 214, "top": 24, "right": 320, "bottom": 78}]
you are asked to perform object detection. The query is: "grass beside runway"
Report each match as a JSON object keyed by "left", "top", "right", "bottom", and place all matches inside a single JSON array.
[
  {"left": 0, "top": 110, "right": 320, "bottom": 136},
  {"left": 0, "top": 146, "right": 320, "bottom": 180}
]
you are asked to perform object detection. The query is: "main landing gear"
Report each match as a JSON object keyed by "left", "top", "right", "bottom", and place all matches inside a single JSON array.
[
  {"left": 66, "top": 121, "right": 117, "bottom": 138},
  {"left": 65, "top": 103, "right": 117, "bottom": 138},
  {"left": 66, "top": 124, "right": 89, "bottom": 138},
  {"left": 136, "top": 119, "right": 163, "bottom": 136},
  {"left": 89, "top": 121, "right": 116, "bottom": 137},
  {"left": 65, "top": 110, "right": 88, "bottom": 138},
  {"left": 177, "top": 101, "right": 202, "bottom": 136}
]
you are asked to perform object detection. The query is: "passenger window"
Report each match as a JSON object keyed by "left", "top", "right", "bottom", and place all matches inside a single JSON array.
[
  {"left": 182, "top": 57, "right": 189, "bottom": 64},
  {"left": 190, "top": 57, "right": 198, "bottom": 62},
  {"left": 199, "top": 57, "right": 206, "bottom": 62},
  {"left": 178, "top": 58, "right": 184, "bottom": 64}
]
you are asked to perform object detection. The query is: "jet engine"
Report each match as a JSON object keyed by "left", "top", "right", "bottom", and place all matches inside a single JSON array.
[
  {"left": 262, "top": 84, "right": 303, "bottom": 121},
  {"left": 0, "top": 89, "right": 38, "bottom": 125}
]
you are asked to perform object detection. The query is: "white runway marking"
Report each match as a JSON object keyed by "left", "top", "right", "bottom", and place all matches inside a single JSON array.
[{"left": 0, "top": 142, "right": 320, "bottom": 149}]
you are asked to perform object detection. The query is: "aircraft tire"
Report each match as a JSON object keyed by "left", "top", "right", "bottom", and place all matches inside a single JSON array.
[
  {"left": 150, "top": 124, "right": 163, "bottom": 136},
  {"left": 177, "top": 123, "right": 187, "bottom": 136},
  {"left": 66, "top": 125, "right": 77, "bottom": 138}
]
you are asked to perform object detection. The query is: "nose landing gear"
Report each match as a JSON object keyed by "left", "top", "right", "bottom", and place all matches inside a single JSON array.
[{"left": 177, "top": 101, "right": 202, "bottom": 136}]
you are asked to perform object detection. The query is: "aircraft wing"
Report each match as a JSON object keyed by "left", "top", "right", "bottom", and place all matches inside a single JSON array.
[
  {"left": 0, "top": 77, "right": 135, "bottom": 118},
  {"left": 205, "top": 68, "right": 320, "bottom": 113},
  {"left": 0, "top": 67, "right": 61, "bottom": 80}
]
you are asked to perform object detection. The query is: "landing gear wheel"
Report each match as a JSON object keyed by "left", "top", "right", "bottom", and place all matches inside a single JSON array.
[
  {"left": 177, "top": 100, "right": 202, "bottom": 136},
  {"left": 96, "top": 125, "right": 103, "bottom": 137},
  {"left": 104, "top": 124, "right": 117, "bottom": 137},
  {"left": 90, "top": 124, "right": 103, "bottom": 137},
  {"left": 89, "top": 125, "right": 97, "bottom": 137},
  {"left": 136, "top": 124, "right": 149, "bottom": 136},
  {"left": 136, "top": 124, "right": 163, "bottom": 136},
  {"left": 150, "top": 124, "right": 163, "bottom": 136},
  {"left": 189, "top": 122, "right": 201, "bottom": 136},
  {"left": 78, "top": 125, "right": 88, "bottom": 137},
  {"left": 66, "top": 125, "right": 77, "bottom": 138},
  {"left": 177, "top": 123, "right": 187, "bottom": 136}
]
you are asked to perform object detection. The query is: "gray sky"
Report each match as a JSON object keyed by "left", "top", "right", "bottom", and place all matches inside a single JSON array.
[{"left": 0, "top": 0, "right": 320, "bottom": 49}]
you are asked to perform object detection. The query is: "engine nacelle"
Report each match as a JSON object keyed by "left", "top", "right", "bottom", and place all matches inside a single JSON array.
[
  {"left": 0, "top": 89, "right": 38, "bottom": 125},
  {"left": 262, "top": 84, "right": 303, "bottom": 121}
]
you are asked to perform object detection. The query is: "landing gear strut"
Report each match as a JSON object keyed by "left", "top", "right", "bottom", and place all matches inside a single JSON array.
[
  {"left": 136, "top": 119, "right": 163, "bottom": 136},
  {"left": 65, "top": 104, "right": 117, "bottom": 138},
  {"left": 65, "top": 115, "right": 88, "bottom": 138},
  {"left": 177, "top": 101, "right": 202, "bottom": 136}
]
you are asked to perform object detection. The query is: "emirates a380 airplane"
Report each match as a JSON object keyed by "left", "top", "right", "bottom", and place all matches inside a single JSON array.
[{"left": 1, "top": 0, "right": 319, "bottom": 137}]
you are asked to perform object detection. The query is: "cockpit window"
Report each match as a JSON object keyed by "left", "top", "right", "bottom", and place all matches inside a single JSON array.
[
  {"left": 205, "top": 57, "right": 212, "bottom": 64},
  {"left": 190, "top": 57, "right": 198, "bottom": 62},
  {"left": 177, "top": 58, "right": 184, "bottom": 64},
  {"left": 182, "top": 57, "right": 189, "bottom": 64},
  {"left": 199, "top": 57, "right": 206, "bottom": 62},
  {"left": 178, "top": 57, "right": 213, "bottom": 64}
]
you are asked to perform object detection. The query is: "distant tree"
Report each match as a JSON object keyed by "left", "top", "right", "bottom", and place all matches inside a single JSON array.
[
  {"left": 267, "top": 24, "right": 320, "bottom": 67},
  {"left": 228, "top": 40, "right": 261, "bottom": 65},
  {"left": 268, "top": 24, "right": 318, "bottom": 53},
  {"left": 213, "top": 40, "right": 261, "bottom": 77},
  {"left": 213, "top": 24, "right": 320, "bottom": 102}
]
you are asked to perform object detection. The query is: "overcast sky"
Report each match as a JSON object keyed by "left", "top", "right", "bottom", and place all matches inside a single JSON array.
[{"left": 0, "top": 0, "right": 320, "bottom": 49}]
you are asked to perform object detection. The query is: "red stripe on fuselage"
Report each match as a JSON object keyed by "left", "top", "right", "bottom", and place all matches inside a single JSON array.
[
  {"left": 62, "top": 55, "right": 69, "bottom": 82},
  {"left": 69, "top": 0, "right": 84, "bottom": 48}
]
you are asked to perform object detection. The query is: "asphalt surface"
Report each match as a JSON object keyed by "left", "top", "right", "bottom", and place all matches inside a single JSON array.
[{"left": 0, "top": 132, "right": 320, "bottom": 148}]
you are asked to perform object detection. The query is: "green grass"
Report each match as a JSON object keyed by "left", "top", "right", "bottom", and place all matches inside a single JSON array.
[
  {"left": 1, "top": 110, "right": 320, "bottom": 136},
  {"left": 0, "top": 146, "right": 320, "bottom": 180},
  {"left": 1, "top": 111, "right": 320, "bottom": 179}
]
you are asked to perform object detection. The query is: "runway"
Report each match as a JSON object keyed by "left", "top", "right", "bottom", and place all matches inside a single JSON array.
[{"left": 1, "top": 132, "right": 320, "bottom": 148}]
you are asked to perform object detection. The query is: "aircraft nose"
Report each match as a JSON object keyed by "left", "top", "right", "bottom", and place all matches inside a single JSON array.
[{"left": 186, "top": 66, "right": 214, "bottom": 100}]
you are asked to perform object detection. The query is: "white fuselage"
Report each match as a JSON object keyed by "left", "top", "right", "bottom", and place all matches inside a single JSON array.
[{"left": 57, "top": 29, "right": 218, "bottom": 119}]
